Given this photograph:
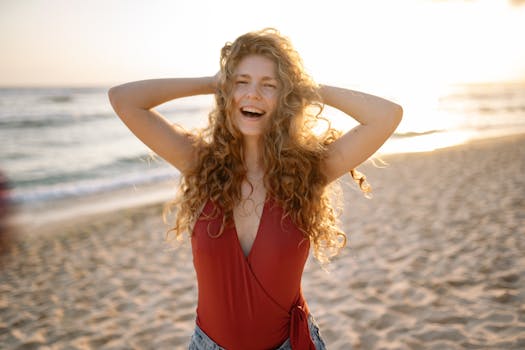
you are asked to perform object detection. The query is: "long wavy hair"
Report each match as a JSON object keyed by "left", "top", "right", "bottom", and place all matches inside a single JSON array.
[{"left": 164, "top": 28, "right": 369, "bottom": 262}]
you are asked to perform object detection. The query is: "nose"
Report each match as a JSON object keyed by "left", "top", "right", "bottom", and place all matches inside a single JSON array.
[{"left": 245, "top": 83, "right": 261, "bottom": 100}]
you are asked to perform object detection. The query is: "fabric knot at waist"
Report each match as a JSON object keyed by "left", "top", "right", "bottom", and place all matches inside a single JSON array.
[{"left": 289, "top": 304, "right": 316, "bottom": 350}]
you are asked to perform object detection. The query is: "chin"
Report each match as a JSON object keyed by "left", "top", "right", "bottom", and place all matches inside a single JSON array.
[{"left": 234, "top": 117, "right": 267, "bottom": 138}]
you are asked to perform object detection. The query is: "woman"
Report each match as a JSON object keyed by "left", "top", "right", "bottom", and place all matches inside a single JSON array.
[{"left": 109, "top": 28, "right": 402, "bottom": 350}]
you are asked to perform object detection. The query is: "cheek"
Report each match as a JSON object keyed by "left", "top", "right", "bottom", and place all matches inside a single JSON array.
[
  {"left": 232, "top": 94, "right": 246, "bottom": 112},
  {"left": 231, "top": 91, "right": 240, "bottom": 106},
  {"left": 232, "top": 85, "right": 246, "bottom": 101},
  {"left": 227, "top": 91, "right": 242, "bottom": 116},
  {"left": 268, "top": 96, "right": 279, "bottom": 114}
]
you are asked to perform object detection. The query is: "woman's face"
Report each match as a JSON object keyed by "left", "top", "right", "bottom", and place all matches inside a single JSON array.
[{"left": 231, "top": 54, "right": 279, "bottom": 139}]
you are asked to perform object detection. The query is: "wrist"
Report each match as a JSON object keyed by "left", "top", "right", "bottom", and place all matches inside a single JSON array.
[{"left": 208, "top": 73, "right": 219, "bottom": 93}]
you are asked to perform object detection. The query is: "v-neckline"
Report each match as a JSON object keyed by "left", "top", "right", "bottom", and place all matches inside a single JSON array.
[{"left": 233, "top": 197, "right": 268, "bottom": 260}]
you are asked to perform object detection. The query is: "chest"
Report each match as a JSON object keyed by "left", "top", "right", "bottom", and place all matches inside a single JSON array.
[
  {"left": 192, "top": 197, "right": 310, "bottom": 270},
  {"left": 233, "top": 180, "right": 266, "bottom": 257}
]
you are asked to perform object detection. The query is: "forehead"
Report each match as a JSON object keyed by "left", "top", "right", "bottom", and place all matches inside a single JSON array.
[{"left": 234, "top": 54, "right": 277, "bottom": 79}]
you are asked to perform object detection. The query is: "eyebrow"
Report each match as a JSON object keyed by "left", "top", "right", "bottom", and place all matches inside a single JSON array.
[{"left": 235, "top": 74, "right": 278, "bottom": 81}]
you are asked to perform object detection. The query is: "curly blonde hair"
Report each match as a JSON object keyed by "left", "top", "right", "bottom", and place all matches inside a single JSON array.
[{"left": 165, "top": 28, "right": 368, "bottom": 262}]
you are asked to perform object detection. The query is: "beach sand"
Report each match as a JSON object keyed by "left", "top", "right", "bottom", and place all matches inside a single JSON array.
[{"left": 1, "top": 134, "right": 524, "bottom": 349}]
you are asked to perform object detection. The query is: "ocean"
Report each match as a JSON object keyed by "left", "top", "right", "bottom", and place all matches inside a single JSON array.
[{"left": 1, "top": 82, "right": 525, "bottom": 216}]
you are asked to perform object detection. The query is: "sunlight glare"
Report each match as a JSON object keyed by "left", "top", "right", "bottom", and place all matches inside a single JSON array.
[{"left": 378, "top": 130, "right": 474, "bottom": 155}]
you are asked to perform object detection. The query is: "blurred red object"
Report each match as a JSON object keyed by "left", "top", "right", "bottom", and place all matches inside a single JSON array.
[{"left": 0, "top": 171, "right": 14, "bottom": 256}]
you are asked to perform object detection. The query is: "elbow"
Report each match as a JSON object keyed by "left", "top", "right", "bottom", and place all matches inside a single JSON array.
[
  {"left": 107, "top": 85, "right": 124, "bottom": 113},
  {"left": 391, "top": 103, "right": 403, "bottom": 129},
  {"left": 107, "top": 85, "right": 120, "bottom": 105},
  {"left": 381, "top": 103, "right": 402, "bottom": 135}
]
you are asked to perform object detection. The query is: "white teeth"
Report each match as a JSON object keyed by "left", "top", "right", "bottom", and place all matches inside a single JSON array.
[{"left": 241, "top": 107, "right": 264, "bottom": 114}]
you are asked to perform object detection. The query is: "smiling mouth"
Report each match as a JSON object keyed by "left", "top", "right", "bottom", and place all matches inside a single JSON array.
[{"left": 240, "top": 107, "right": 265, "bottom": 118}]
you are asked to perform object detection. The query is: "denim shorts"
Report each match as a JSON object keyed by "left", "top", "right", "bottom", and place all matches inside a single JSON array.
[{"left": 188, "top": 314, "right": 327, "bottom": 350}]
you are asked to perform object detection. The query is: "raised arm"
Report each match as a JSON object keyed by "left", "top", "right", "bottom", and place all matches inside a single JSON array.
[
  {"left": 108, "top": 77, "right": 215, "bottom": 173},
  {"left": 320, "top": 85, "right": 403, "bottom": 183}
]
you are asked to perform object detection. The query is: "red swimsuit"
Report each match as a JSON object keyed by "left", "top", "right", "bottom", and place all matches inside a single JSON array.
[{"left": 192, "top": 198, "right": 315, "bottom": 349}]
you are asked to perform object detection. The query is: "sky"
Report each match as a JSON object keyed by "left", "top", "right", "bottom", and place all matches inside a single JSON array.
[{"left": 1, "top": 0, "right": 525, "bottom": 89}]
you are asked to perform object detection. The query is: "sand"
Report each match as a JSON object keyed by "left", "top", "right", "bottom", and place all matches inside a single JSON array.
[{"left": 1, "top": 134, "right": 524, "bottom": 349}]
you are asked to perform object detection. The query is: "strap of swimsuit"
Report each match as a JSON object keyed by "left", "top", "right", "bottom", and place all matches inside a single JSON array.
[{"left": 290, "top": 304, "right": 316, "bottom": 350}]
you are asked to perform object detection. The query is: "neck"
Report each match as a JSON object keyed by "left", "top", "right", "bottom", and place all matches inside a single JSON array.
[{"left": 243, "top": 136, "right": 264, "bottom": 176}]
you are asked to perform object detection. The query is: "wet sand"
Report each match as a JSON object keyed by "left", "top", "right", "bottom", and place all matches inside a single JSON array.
[{"left": 1, "top": 134, "right": 524, "bottom": 349}]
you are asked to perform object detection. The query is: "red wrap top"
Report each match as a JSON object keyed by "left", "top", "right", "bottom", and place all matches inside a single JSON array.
[{"left": 191, "top": 198, "right": 315, "bottom": 349}]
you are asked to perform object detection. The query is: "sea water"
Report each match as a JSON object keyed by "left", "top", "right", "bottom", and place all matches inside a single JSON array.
[{"left": 1, "top": 82, "right": 524, "bottom": 212}]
